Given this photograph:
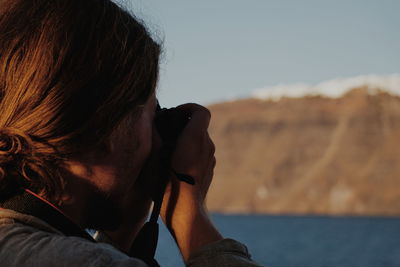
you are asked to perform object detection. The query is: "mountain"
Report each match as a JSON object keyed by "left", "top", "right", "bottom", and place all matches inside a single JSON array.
[{"left": 206, "top": 87, "right": 400, "bottom": 216}]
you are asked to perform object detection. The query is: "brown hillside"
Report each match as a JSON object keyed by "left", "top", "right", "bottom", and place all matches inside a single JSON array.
[{"left": 206, "top": 88, "right": 400, "bottom": 216}]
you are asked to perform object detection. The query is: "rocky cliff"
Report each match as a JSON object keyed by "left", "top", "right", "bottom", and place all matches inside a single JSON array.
[{"left": 206, "top": 88, "right": 400, "bottom": 216}]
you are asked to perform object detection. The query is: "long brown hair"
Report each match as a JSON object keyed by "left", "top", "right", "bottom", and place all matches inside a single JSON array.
[{"left": 0, "top": 0, "right": 161, "bottom": 200}]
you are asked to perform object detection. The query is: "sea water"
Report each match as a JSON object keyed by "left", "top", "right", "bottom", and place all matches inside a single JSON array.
[{"left": 155, "top": 214, "right": 400, "bottom": 267}]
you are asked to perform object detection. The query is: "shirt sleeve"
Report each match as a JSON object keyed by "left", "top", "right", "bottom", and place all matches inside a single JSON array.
[
  {"left": 95, "top": 231, "right": 264, "bottom": 267},
  {"left": 0, "top": 222, "right": 149, "bottom": 267},
  {"left": 187, "top": 238, "right": 264, "bottom": 267}
]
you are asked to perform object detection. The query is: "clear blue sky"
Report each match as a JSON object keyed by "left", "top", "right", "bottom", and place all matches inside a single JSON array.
[{"left": 121, "top": 0, "right": 400, "bottom": 107}]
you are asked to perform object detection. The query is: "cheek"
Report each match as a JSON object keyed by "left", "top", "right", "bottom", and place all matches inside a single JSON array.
[{"left": 135, "top": 116, "right": 153, "bottom": 165}]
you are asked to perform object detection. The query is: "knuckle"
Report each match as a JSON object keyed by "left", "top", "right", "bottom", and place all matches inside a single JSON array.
[
  {"left": 210, "top": 140, "right": 216, "bottom": 155},
  {"left": 205, "top": 133, "right": 215, "bottom": 154},
  {"left": 202, "top": 107, "right": 211, "bottom": 119},
  {"left": 193, "top": 104, "right": 211, "bottom": 118}
]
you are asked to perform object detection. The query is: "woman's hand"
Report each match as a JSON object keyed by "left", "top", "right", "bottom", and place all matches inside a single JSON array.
[{"left": 160, "top": 103, "right": 223, "bottom": 262}]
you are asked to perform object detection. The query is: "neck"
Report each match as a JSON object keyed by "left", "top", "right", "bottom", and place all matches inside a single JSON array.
[{"left": 56, "top": 162, "right": 110, "bottom": 229}]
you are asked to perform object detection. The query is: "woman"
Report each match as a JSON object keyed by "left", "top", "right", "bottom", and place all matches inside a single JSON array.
[{"left": 0, "top": 0, "right": 262, "bottom": 266}]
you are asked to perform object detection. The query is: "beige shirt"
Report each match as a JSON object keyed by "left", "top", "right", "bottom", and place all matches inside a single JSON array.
[{"left": 0, "top": 208, "right": 263, "bottom": 266}]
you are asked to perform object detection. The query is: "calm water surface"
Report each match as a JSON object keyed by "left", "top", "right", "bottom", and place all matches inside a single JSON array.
[{"left": 155, "top": 214, "right": 400, "bottom": 267}]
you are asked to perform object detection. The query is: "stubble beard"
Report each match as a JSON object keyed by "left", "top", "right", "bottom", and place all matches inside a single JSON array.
[{"left": 84, "top": 187, "right": 123, "bottom": 231}]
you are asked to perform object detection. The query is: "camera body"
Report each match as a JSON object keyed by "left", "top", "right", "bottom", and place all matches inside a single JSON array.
[
  {"left": 154, "top": 104, "right": 195, "bottom": 185},
  {"left": 154, "top": 105, "right": 190, "bottom": 149}
]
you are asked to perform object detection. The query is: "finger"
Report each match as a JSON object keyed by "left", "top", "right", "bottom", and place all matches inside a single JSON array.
[
  {"left": 203, "top": 155, "right": 216, "bottom": 193},
  {"left": 207, "top": 155, "right": 216, "bottom": 173},
  {"left": 175, "top": 103, "right": 211, "bottom": 132},
  {"left": 206, "top": 133, "right": 216, "bottom": 157},
  {"left": 174, "top": 103, "right": 204, "bottom": 114}
]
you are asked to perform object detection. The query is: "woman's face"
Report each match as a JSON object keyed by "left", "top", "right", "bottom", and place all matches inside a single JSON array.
[
  {"left": 107, "top": 92, "right": 158, "bottom": 196},
  {"left": 65, "top": 92, "right": 158, "bottom": 230}
]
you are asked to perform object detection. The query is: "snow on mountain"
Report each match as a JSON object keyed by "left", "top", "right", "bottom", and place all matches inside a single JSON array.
[{"left": 252, "top": 74, "right": 400, "bottom": 100}]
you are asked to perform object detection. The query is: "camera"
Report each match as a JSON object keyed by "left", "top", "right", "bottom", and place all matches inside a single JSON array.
[
  {"left": 154, "top": 102, "right": 195, "bottom": 185},
  {"left": 154, "top": 103, "right": 190, "bottom": 149}
]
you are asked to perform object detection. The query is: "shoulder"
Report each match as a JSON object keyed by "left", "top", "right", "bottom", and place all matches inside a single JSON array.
[{"left": 0, "top": 220, "right": 148, "bottom": 267}]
